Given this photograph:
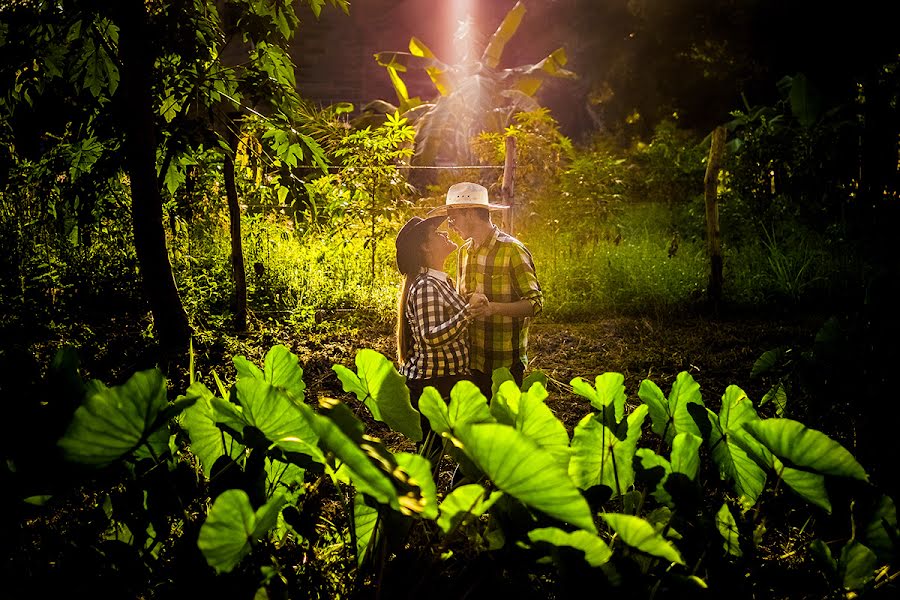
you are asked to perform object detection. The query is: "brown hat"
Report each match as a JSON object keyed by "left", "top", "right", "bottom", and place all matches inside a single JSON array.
[
  {"left": 395, "top": 215, "right": 446, "bottom": 275},
  {"left": 427, "top": 182, "right": 509, "bottom": 217}
]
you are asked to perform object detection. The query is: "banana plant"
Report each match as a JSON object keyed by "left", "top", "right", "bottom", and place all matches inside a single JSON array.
[{"left": 367, "top": 1, "right": 576, "bottom": 165}]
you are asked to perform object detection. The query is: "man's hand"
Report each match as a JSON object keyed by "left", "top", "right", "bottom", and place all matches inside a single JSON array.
[{"left": 466, "top": 293, "right": 491, "bottom": 317}]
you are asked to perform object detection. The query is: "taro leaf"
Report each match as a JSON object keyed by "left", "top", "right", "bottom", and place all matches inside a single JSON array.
[
  {"left": 670, "top": 432, "right": 702, "bottom": 480},
  {"left": 455, "top": 423, "right": 596, "bottom": 533},
  {"left": 395, "top": 452, "right": 438, "bottom": 520},
  {"left": 635, "top": 448, "right": 673, "bottom": 506},
  {"left": 638, "top": 372, "right": 702, "bottom": 445},
  {"left": 179, "top": 382, "right": 244, "bottom": 478},
  {"left": 210, "top": 396, "right": 249, "bottom": 439},
  {"left": 750, "top": 348, "right": 785, "bottom": 378},
  {"left": 197, "top": 489, "right": 287, "bottom": 573},
  {"left": 420, "top": 380, "right": 494, "bottom": 436},
  {"left": 333, "top": 349, "right": 422, "bottom": 442},
  {"left": 491, "top": 378, "right": 521, "bottom": 425},
  {"left": 716, "top": 503, "right": 743, "bottom": 557},
  {"left": 521, "top": 370, "right": 548, "bottom": 393},
  {"left": 437, "top": 483, "right": 503, "bottom": 534},
  {"left": 776, "top": 457, "right": 831, "bottom": 512},
  {"left": 418, "top": 387, "right": 453, "bottom": 435},
  {"left": 264, "top": 458, "right": 305, "bottom": 504},
  {"left": 569, "top": 404, "right": 648, "bottom": 496},
  {"left": 262, "top": 345, "right": 306, "bottom": 402},
  {"left": 234, "top": 345, "right": 306, "bottom": 404},
  {"left": 706, "top": 387, "right": 769, "bottom": 508},
  {"left": 743, "top": 419, "right": 868, "bottom": 481},
  {"left": 760, "top": 382, "right": 787, "bottom": 417},
  {"left": 353, "top": 493, "right": 379, "bottom": 567},
  {"left": 491, "top": 366, "right": 515, "bottom": 402},
  {"left": 233, "top": 355, "right": 264, "bottom": 380},
  {"left": 527, "top": 527, "right": 612, "bottom": 567},
  {"left": 601, "top": 513, "right": 685, "bottom": 565},
  {"left": 307, "top": 403, "right": 400, "bottom": 511},
  {"left": 859, "top": 495, "right": 899, "bottom": 561},
  {"left": 59, "top": 369, "right": 170, "bottom": 467},
  {"left": 571, "top": 372, "right": 626, "bottom": 426},
  {"left": 233, "top": 379, "right": 323, "bottom": 463},
  {"left": 840, "top": 540, "right": 877, "bottom": 591},
  {"left": 811, "top": 539, "right": 838, "bottom": 575},
  {"left": 636, "top": 433, "right": 700, "bottom": 508},
  {"left": 515, "top": 382, "right": 571, "bottom": 470}
]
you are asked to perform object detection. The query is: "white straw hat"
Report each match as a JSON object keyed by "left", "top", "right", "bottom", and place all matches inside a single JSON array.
[{"left": 427, "top": 182, "right": 508, "bottom": 216}]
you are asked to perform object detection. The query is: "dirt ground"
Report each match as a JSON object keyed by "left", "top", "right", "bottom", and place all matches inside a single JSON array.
[{"left": 295, "top": 311, "right": 826, "bottom": 431}]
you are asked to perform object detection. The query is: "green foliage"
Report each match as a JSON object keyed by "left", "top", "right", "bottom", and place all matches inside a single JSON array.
[{"left": 32, "top": 343, "right": 899, "bottom": 597}]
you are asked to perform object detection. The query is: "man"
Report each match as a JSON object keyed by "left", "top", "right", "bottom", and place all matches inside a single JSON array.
[{"left": 428, "top": 182, "right": 543, "bottom": 399}]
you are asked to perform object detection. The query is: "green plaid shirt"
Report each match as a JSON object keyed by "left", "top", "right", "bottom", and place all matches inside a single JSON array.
[{"left": 458, "top": 227, "right": 543, "bottom": 373}]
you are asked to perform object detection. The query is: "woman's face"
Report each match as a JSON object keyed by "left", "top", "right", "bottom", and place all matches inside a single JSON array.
[{"left": 422, "top": 227, "right": 457, "bottom": 264}]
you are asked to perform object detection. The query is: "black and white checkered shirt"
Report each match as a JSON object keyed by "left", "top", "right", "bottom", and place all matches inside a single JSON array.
[{"left": 400, "top": 269, "right": 470, "bottom": 380}]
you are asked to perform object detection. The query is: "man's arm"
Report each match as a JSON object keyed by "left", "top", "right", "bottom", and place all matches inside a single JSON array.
[{"left": 468, "top": 296, "right": 535, "bottom": 318}]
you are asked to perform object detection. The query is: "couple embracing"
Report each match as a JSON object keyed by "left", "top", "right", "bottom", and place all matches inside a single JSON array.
[{"left": 394, "top": 182, "right": 543, "bottom": 416}]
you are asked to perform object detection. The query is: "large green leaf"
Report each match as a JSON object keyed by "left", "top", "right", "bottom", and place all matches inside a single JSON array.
[
  {"left": 716, "top": 503, "right": 743, "bottom": 557},
  {"left": 264, "top": 458, "right": 305, "bottom": 503},
  {"left": 571, "top": 372, "right": 626, "bottom": 426},
  {"left": 743, "top": 419, "right": 868, "bottom": 481},
  {"left": 635, "top": 448, "right": 673, "bottom": 506},
  {"left": 395, "top": 452, "right": 438, "bottom": 520},
  {"left": 333, "top": 349, "right": 422, "bottom": 442},
  {"left": 601, "top": 513, "right": 684, "bottom": 565},
  {"left": 233, "top": 379, "right": 323, "bottom": 462},
  {"left": 775, "top": 457, "right": 831, "bottom": 512},
  {"left": 670, "top": 432, "right": 702, "bottom": 480},
  {"left": 706, "top": 387, "right": 769, "bottom": 507},
  {"left": 527, "top": 527, "right": 612, "bottom": 567},
  {"left": 569, "top": 404, "right": 648, "bottom": 496},
  {"left": 840, "top": 541, "right": 878, "bottom": 591},
  {"left": 456, "top": 423, "right": 596, "bottom": 533},
  {"left": 179, "top": 382, "right": 244, "bottom": 477},
  {"left": 635, "top": 432, "right": 700, "bottom": 508},
  {"left": 495, "top": 381, "right": 570, "bottom": 470},
  {"left": 58, "top": 369, "right": 170, "bottom": 466},
  {"left": 419, "top": 380, "right": 494, "bottom": 436},
  {"left": 309, "top": 402, "right": 426, "bottom": 515},
  {"left": 707, "top": 407, "right": 767, "bottom": 508},
  {"left": 437, "top": 484, "right": 503, "bottom": 534},
  {"left": 197, "top": 489, "right": 287, "bottom": 574},
  {"left": 859, "top": 495, "right": 899, "bottom": 561},
  {"left": 353, "top": 493, "right": 379, "bottom": 567},
  {"left": 262, "top": 345, "right": 306, "bottom": 402},
  {"left": 638, "top": 372, "right": 703, "bottom": 445}
]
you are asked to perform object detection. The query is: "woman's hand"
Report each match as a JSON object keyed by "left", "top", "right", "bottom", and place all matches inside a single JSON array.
[{"left": 466, "top": 293, "right": 491, "bottom": 317}]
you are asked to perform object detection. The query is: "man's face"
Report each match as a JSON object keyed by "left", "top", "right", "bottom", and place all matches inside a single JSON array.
[{"left": 447, "top": 209, "right": 473, "bottom": 240}]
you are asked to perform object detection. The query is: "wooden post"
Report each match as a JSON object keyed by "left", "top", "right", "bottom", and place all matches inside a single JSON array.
[
  {"left": 501, "top": 135, "right": 517, "bottom": 235},
  {"left": 704, "top": 126, "right": 727, "bottom": 305}
]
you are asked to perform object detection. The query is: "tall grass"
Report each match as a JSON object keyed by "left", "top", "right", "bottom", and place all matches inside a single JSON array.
[
  {"left": 169, "top": 212, "right": 401, "bottom": 331},
  {"left": 525, "top": 203, "right": 706, "bottom": 319}
]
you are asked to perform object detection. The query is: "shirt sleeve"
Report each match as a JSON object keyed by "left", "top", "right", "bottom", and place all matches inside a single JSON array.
[
  {"left": 510, "top": 244, "right": 543, "bottom": 316},
  {"left": 409, "top": 277, "right": 471, "bottom": 347}
]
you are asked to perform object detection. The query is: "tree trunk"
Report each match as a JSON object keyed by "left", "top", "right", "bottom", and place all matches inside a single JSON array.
[
  {"left": 223, "top": 122, "right": 248, "bottom": 331},
  {"left": 704, "top": 126, "right": 726, "bottom": 306},
  {"left": 116, "top": 1, "right": 191, "bottom": 354}
]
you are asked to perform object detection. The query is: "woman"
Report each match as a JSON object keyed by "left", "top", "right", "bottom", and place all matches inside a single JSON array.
[{"left": 395, "top": 215, "right": 472, "bottom": 403}]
